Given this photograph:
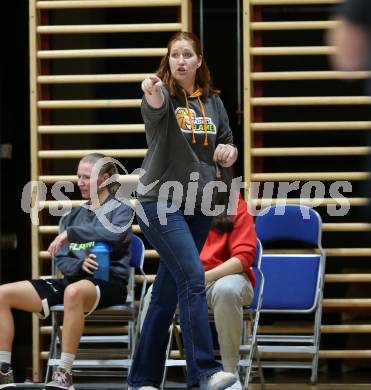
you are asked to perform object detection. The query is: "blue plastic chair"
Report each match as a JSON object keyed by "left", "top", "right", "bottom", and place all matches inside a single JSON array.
[
  {"left": 45, "top": 234, "right": 146, "bottom": 382},
  {"left": 254, "top": 204, "right": 325, "bottom": 384}
]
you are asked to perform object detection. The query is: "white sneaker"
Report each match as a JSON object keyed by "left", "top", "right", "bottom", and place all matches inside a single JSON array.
[
  {"left": 225, "top": 379, "right": 242, "bottom": 390},
  {"left": 199, "top": 371, "right": 237, "bottom": 390},
  {"left": 138, "top": 387, "right": 159, "bottom": 390},
  {"left": 128, "top": 387, "right": 159, "bottom": 390}
]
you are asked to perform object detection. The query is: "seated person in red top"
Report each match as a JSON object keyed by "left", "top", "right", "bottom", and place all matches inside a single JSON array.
[
  {"left": 142, "top": 179, "right": 256, "bottom": 390},
  {"left": 201, "top": 193, "right": 256, "bottom": 390}
]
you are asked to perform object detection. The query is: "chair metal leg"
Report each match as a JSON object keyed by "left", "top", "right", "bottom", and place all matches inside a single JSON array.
[
  {"left": 45, "top": 313, "right": 62, "bottom": 384},
  {"left": 172, "top": 324, "right": 187, "bottom": 380},
  {"left": 45, "top": 320, "right": 57, "bottom": 384},
  {"left": 161, "top": 321, "right": 175, "bottom": 390},
  {"left": 310, "top": 350, "right": 319, "bottom": 384},
  {"left": 255, "top": 347, "right": 266, "bottom": 390}
]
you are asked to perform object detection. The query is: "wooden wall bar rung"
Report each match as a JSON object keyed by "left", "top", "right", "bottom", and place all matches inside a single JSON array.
[
  {"left": 252, "top": 146, "right": 371, "bottom": 157},
  {"left": 251, "top": 121, "right": 371, "bottom": 131},
  {"left": 324, "top": 299, "right": 371, "bottom": 308},
  {"left": 41, "top": 325, "right": 128, "bottom": 335},
  {"left": 252, "top": 71, "right": 371, "bottom": 80},
  {"left": 259, "top": 324, "right": 313, "bottom": 334},
  {"left": 254, "top": 350, "right": 371, "bottom": 359},
  {"left": 40, "top": 251, "right": 52, "bottom": 259},
  {"left": 326, "top": 274, "right": 371, "bottom": 283},
  {"left": 264, "top": 248, "right": 371, "bottom": 257},
  {"left": 39, "top": 225, "right": 141, "bottom": 234},
  {"left": 38, "top": 74, "right": 151, "bottom": 84},
  {"left": 251, "top": 172, "right": 369, "bottom": 181},
  {"left": 119, "top": 248, "right": 371, "bottom": 259},
  {"left": 260, "top": 324, "right": 371, "bottom": 334},
  {"left": 39, "top": 200, "right": 83, "bottom": 209},
  {"left": 251, "top": 20, "right": 338, "bottom": 30},
  {"left": 38, "top": 124, "right": 145, "bottom": 134},
  {"left": 37, "top": 48, "right": 167, "bottom": 59},
  {"left": 252, "top": 197, "right": 368, "bottom": 207},
  {"left": 38, "top": 149, "right": 147, "bottom": 159},
  {"left": 251, "top": 96, "right": 371, "bottom": 106},
  {"left": 250, "top": 0, "right": 339, "bottom": 5},
  {"left": 323, "top": 223, "right": 371, "bottom": 232},
  {"left": 37, "top": 23, "right": 181, "bottom": 34},
  {"left": 39, "top": 174, "right": 139, "bottom": 184},
  {"left": 41, "top": 247, "right": 371, "bottom": 260},
  {"left": 39, "top": 226, "right": 59, "bottom": 234},
  {"left": 39, "top": 198, "right": 138, "bottom": 209},
  {"left": 38, "top": 99, "right": 141, "bottom": 109},
  {"left": 167, "top": 350, "right": 370, "bottom": 360},
  {"left": 135, "top": 274, "right": 371, "bottom": 286},
  {"left": 143, "top": 250, "right": 158, "bottom": 259},
  {"left": 319, "top": 350, "right": 371, "bottom": 359},
  {"left": 37, "top": 0, "right": 182, "bottom": 9},
  {"left": 136, "top": 274, "right": 371, "bottom": 288},
  {"left": 251, "top": 46, "right": 334, "bottom": 56},
  {"left": 321, "top": 325, "right": 371, "bottom": 333},
  {"left": 39, "top": 247, "right": 155, "bottom": 260},
  {"left": 135, "top": 275, "right": 156, "bottom": 284}
]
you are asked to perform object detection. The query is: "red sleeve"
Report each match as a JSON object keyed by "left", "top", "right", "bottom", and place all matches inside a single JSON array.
[{"left": 228, "top": 195, "right": 256, "bottom": 273}]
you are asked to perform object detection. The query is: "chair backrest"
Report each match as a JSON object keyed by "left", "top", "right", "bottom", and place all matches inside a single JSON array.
[
  {"left": 252, "top": 238, "right": 262, "bottom": 268},
  {"left": 130, "top": 234, "right": 145, "bottom": 270},
  {"left": 251, "top": 238, "right": 264, "bottom": 310},
  {"left": 255, "top": 204, "right": 322, "bottom": 247}
]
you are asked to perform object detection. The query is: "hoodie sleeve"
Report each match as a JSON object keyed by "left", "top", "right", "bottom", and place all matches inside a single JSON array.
[
  {"left": 53, "top": 211, "right": 85, "bottom": 276},
  {"left": 66, "top": 202, "right": 133, "bottom": 245},
  {"left": 141, "top": 87, "right": 170, "bottom": 141},
  {"left": 215, "top": 96, "right": 234, "bottom": 145},
  {"left": 54, "top": 246, "right": 84, "bottom": 276},
  {"left": 228, "top": 196, "right": 256, "bottom": 273}
]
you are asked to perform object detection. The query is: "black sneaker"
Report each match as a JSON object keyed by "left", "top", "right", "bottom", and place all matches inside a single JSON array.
[{"left": 0, "top": 363, "right": 16, "bottom": 389}]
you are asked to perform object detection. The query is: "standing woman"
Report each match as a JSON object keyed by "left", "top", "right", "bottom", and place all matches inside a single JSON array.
[{"left": 129, "top": 32, "right": 238, "bottom": 390}]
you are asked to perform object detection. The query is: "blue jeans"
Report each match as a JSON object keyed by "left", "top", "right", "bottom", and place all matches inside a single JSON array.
[{"left": 128, "top": 202, "right": 223, "bottom": 388}]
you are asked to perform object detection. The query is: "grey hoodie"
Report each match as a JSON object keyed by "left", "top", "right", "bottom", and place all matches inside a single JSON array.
[
  {"left": 54, "top": 195, "right": 133, "bottom": 284},
  {"left": 137, "top": 87, "right": 234, "bottom": 208}
]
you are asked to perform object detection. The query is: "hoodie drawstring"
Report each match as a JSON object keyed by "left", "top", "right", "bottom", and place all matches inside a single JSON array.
[
  {"left": 183, "top": 89, "right": 196, "bottom": 144},
  {"left": 197, "top": 96, "right": 208, "bottom": 146},
  {"left": 183, "top": 89, "right": 208, "bottom": 146}
]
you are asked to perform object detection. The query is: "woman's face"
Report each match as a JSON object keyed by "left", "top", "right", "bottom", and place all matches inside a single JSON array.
[
  {"left": 168, "top": 39, "right": 202, "bottom": 87},
  {"left": 77, "top": 161, "right": 108, "bottom": 200}
]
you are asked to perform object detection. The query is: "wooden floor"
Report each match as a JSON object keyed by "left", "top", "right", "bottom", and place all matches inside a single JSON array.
[
  {"left": 249, "top": 384, "right": 371, "bottom": 389},
  {"left": 17, "top": 381, "right": 371, "bottom": 389},
  {"left": 17, "top": 385, "right": 371, "bottom": 390}
]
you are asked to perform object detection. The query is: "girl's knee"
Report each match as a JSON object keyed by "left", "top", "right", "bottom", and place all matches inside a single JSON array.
[
  {"left": 0, "top": 286, "right": 7, "bottom": 305},
  {"left": 213, "top": 284, "right": 240, "bottom": 303},
  {"left": 0, "top": 285, "right": 15, "bottom": 307},
  {"left": 63, "top": 285, "right": 83, "bottom": 308}
]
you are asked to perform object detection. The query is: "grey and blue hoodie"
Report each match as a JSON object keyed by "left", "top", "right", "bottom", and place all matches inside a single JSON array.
[
  {"left": 137, "top": 87, "right": 234, "bottom": 208},
  {"left": 54, "top": 195, "right": 133, "bottom": 284}
]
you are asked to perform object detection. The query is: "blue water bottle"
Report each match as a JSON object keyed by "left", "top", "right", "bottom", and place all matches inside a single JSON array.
[{"left": 91, "top": 241, "right": 110, "bottom": 281}]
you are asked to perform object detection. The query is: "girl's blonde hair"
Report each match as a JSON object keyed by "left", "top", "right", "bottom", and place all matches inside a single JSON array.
[{"left": 79, "top": 153, "right": 120, "bottom": 194}]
